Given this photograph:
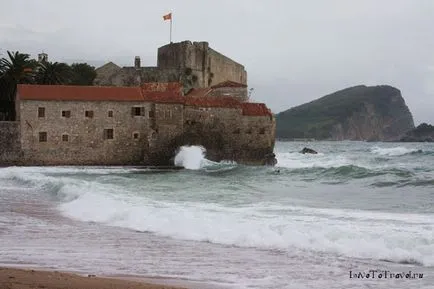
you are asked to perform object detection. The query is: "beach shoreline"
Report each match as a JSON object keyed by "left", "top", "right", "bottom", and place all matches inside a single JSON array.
[{"left": 0, "top": 266, "right": 227, "bottom": 289}]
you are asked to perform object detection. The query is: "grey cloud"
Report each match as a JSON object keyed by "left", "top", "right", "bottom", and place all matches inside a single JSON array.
[{"left": 1, "top": 0, "right": 433, "bottom": 124}]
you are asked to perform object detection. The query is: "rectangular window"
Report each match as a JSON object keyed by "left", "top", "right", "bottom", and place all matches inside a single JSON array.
[
  {"left": 62, "top": 134, "right": 69, "bottom": 142},
  {"left": 38, "top": 107, "right": 45, "bottom": 118},
  {"left": 103, "top": 129, "right": 114, "bottom": 140},
  {"left": 148, "top": 110, "right": 155, "bottom": 118},
  {"left": 62, "top": 110, "right": 71, "bottom": 118},
  {"left": 132, "top": 107, "right": 145, "bottom": 116},
  {"left": 108, "top": 110, "right": 113, "bottom": 117},
  {"left": 85, "top": 110, "right": 94, "bottom": 118},
  {"left": 133, "top": 132, "right": 139, "bottom": 139},
  {"left": 39, "top": 132, "right": 47, "bottom": 142},
  {"left": 165, "top": 110, "right": 172, "bottom": 119}
]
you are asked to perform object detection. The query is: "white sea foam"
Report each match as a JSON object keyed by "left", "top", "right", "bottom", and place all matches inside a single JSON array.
[
  {"left": 275, "top": 152, "right": 352, "bottom": 169},
  {"left": 56, "top": 179, "right": 434, "bottom": 266},
  {"left": 371, "top": 146, "right": 420, "bottom": 156}
]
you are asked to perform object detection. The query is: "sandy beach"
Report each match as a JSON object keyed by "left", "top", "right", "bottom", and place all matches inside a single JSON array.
[{"left": 0, "top": 267, "right": 187, "bottom": 289}]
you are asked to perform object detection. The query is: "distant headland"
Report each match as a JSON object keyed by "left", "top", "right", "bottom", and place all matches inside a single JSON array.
[{"left": 275, "top": 85, "right": 424, "bottom": 142}]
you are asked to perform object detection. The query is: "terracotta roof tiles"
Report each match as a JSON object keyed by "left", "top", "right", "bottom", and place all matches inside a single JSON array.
[
  {"left": 141, "top": 82, "right": 183, "bottom": 95},
  {"left": 241, "top": 103, "right": 272, "bottom": 116},
  {"left": 18, "top": 84, "right": 144, "bottom": 102},
  {"left": 185, "top": 88, "right": 212, "bottom": 98},
  {"left": 17, "top": 84, "right": 272, "bottom": 116},
  {"left": 211, "top": 80, "right": 247, "bottom": 89}
]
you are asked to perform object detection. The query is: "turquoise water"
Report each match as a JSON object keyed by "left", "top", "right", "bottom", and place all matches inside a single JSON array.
[{"left": 0, "top": 141, "right": 433, "bottom": 288}]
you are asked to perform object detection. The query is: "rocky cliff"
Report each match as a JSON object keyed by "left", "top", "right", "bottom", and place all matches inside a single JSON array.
[{"left": 276, "top": 85, "right": 415, "bottom": 141}]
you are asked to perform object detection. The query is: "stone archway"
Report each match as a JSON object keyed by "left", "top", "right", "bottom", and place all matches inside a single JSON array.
[{"left": 167, "top": 129, "right": 226, "bottom": 164}]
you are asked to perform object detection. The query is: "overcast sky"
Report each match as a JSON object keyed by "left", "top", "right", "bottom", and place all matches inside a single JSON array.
[{"left": 1, "top": 0, "right": 433, "bottom": 124}]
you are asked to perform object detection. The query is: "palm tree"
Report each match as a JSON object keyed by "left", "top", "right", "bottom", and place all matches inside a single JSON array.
[
  {"left": 0, "top": 51, "right": 36, "bottom": 86},
  {"left": 35, "top": 61, "right": 72, "bottom": 85},
  {"left": 0, "top": 51, "right": 36, "bottom": 120}
]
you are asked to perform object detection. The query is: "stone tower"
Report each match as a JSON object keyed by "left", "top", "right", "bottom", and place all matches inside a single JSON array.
[
  {"left": 38, "top": 53, "right": 48, "bottom": 63},
  {"left": 157, "top": 41, "right": 247, "bottom": 88},
  {"left": 134, "top": 56, "right": 141, "bottom": 69}
]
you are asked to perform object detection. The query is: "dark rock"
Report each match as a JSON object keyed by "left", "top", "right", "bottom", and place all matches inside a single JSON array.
[
  {"left": 399, "top": 123, "right": 434, "bottom": 142},
  {"left": 300, "top": 147, "right": 318, "bottom": 154},
  {"left": 264, "top": 153, "right": 277, "bottom": 166}
]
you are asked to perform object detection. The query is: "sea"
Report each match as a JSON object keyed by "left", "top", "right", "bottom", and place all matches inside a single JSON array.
[{"left": 0, "top": 141, "right": 433, "bottom": 289}]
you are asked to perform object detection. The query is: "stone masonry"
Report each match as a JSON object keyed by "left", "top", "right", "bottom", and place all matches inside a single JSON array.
[
  {"left": 94, "top": 41, "right": 248, "bottom": 94},
  {"left": 2, "top": 84, "right": 276, "bottom": 166}
]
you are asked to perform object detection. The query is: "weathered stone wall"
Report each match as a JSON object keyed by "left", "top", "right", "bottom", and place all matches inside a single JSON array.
[
  {"left": 209, "top": 87, "right": 248, "bottom": 102},
  {"left": 234, "top": 115, "right": 276, "bottom": 165},
  {"left": 94, "top": 41, "right": 248, "bottom": 93},
  {"left": 182, "top": 106, "right": 275, "bottom": 165},
  {"left": 19, "top": 100, "right": 152, "bottom": 165},
  {"left": 140, "top": 68, "right": 181, "bottom": 84},
  {"left": 10, "top": 98, "right": 275, "bottom": 167},
  {"left": 0, "top": 122, "right": 22, "bottom": 165},
  {"left": 146, "top": 103, "right": 184, "bottom": 165},
  {"left": 207, "top": 48, "right": 247, "bottom": 86},
  {"left": 157, "top": 41, "right": 247, "bottom": 89},
  {"left": 94, "top": 62, "right": 122, "bottom": 86},
  {"left": 106, "top": 67, "right": 181, "bottom": 87}
]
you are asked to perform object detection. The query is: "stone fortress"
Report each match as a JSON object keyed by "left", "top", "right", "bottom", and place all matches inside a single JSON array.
[
  {"left": 94, "top": 41, "right": 247, "bottom": 95},
  {"left": 0, "top": 41, "right": 276, "bottom": 167}
]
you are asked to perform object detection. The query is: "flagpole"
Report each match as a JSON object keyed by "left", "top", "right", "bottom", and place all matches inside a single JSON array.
[{"left": 170, "top": 14, "right": 173, "bottom": 43}]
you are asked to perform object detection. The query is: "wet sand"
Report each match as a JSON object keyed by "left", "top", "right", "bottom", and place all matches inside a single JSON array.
[{"left": 0, "top": 267, "right": 187, "bottom": 289}]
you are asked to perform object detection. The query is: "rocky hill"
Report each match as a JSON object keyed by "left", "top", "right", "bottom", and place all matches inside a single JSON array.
[
  {"left": 400, "top": 123, "right": 434, "bottom": 142},
  {"left": 276, "top": 85, "right": 415, "bottom": 141}
]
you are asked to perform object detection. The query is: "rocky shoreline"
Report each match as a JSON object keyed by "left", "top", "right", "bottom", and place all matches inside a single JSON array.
[{"left": 399, "top": 123, "right": 434, "bottom": 142}]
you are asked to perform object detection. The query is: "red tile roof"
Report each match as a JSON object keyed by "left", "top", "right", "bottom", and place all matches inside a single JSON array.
[
  {"left": 17, "top": 84, "right": 272, "bottom": 116},
  {"left": 18, "top": 84, "right": 187, "bottom": 103},
  {"left": 18, "top": 84, "right": 144, "bottom": 101},
  {"left": 141, "top": 82, "right": 183, "bottom": 96},
  {"left": 211, "top": 80, "right": 247, "bottom": 89},
  {"left": 185, "top": 88, "right": 212, "bottom": 98},
  {"left": 241, "top": 103, "right": 272, "bottom": 116}
]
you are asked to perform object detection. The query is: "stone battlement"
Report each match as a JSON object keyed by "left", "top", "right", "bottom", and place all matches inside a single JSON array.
[{"left": 94, "top": 40, "right": 248, "bottom": 98}]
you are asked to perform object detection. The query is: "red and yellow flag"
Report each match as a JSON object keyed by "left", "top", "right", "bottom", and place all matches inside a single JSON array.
[{"left": 163, "top": 13, "right": 172, "bottom": 21}]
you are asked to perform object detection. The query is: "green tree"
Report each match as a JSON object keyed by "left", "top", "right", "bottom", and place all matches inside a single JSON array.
[
  {"left": 35, "top": 61, "right": 72, "bottom": 85},
  {"left": 0, "top": 51, "right": 36, "bottom": 120},
  {"left": 70, "top": 63, "right": 96, "bottom": 85}
]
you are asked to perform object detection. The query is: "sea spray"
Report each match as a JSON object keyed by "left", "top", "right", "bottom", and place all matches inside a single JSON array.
[
  {"left": 370, "top": 146, "right": 421, "bottom": 156},
  {"left": 174, "top": 145, "right": 207, "bottom": 170}
]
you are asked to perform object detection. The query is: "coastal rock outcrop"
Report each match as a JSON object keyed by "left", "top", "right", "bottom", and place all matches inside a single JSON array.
[
  {"left": 399, "top": 123, "right": 434, "bottom": 142},
  {"left": 300, "top": 147, "right": 318, "bottom": 154},
  {"left": 276, "top": 85, "right": 415, "bottom": 141}
]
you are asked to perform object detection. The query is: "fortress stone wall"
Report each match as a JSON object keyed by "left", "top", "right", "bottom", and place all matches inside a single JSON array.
[
  {"left": 19, "top": 100, "right": 152, "bottom": 165},
  {"left": 0, "top": 84, "right": 276, "bottom": 166},
  {"left": 0, "top": 122, "right": 22, "bottom": 165},
  {"left": 95, "top": 41, "right": 248, "bottom": 96},
  {"left": 0, "top": 42, "right": 275, "bottom": 167}
]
